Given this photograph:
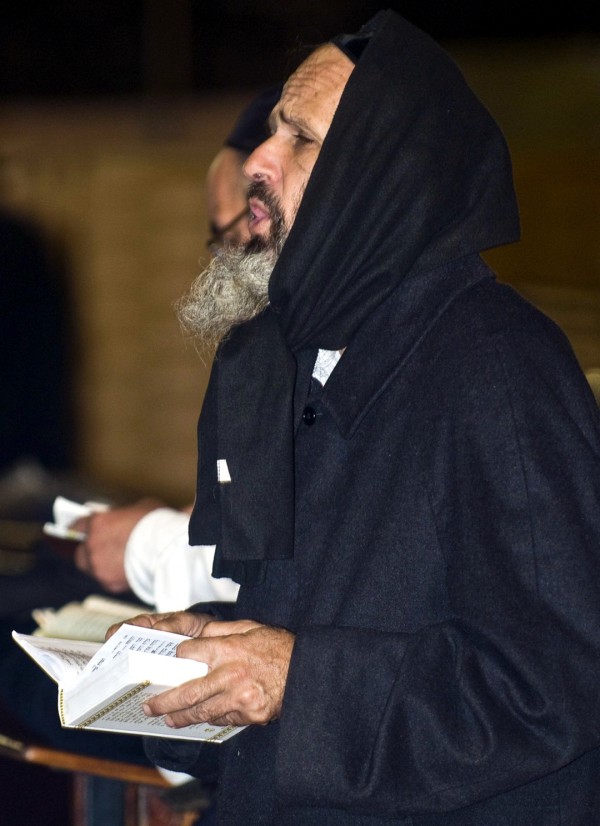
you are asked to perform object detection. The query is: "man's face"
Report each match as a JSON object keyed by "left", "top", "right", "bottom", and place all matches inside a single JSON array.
[
  {"left": 205, "top": 147, "right": 251, "bottom": 256},
  {"left": 244, "top": 44, "right": 354, "bottom": 243},
  {"left": 176, "top": 46, "right": 353, "bottom": 350}
]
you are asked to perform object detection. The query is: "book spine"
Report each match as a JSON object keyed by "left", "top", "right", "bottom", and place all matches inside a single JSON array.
[
  {"left": 59, "top": 681, "right": 151, "bottom": 729},
  {"left": 58, "top": 687, "right": 66, "bottom": 727},
  {"left": 204, "top": 725, "right": 239, "bottom": 743}
]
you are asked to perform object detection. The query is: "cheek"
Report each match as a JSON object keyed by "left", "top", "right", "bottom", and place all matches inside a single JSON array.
[{"left": 282, "top": 154, "right": 318, "bottom": 220}]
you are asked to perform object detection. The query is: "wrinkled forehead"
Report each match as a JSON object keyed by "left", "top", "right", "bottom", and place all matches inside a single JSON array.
[{"left": 275, "top": 44, "right": 354, "bottom": 136}]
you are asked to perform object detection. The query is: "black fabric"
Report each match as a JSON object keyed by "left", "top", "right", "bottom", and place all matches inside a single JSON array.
[
  {"left": 0, "top": 210, "right": 75, "bottom": 472},
  {"left": 188, "top": 9, "right": 519, "bottom": 584},
  {"left": 330, "top": 14, "right": 378, "bottom": 62},
  {"left": 153, "top": 256, "right": 600, "bottom": 823},
  {"left": 155, "top": 11, "right": 600, "bottom": 822},
  {"left": 193, "top": 311, "right": 296, "bottom": 586},
  {"left": 156, "top": 256, "right": 600, "bottom": 826}
]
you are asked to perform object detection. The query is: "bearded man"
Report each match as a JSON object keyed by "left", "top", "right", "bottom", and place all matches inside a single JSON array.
[
  {"left": 113, "top": 10, "right": 600, "bottom": 825},
  {"left": 175, "top": 188, "right": 284, "bottom": 353}
]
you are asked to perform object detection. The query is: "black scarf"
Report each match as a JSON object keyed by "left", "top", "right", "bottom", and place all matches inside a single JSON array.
[{"left": 189, "top": 10, "right": 520, "bottom": 584}]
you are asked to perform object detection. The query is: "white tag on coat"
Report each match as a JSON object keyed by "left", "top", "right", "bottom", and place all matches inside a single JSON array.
[{"left": 217, "top": 459, "right": 231, "bottom": 483}]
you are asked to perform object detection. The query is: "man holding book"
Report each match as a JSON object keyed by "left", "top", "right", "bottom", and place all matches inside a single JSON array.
[{"left": 115, "top": 10, "right": 600, "bottom": 825}]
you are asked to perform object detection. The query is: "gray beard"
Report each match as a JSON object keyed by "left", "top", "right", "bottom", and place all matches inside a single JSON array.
[
  {"left": 175, "top": 243, "right": 277, "bottom": 351},
  {"left": 177, "top": 181, "right": 292, "bottom": 350}
]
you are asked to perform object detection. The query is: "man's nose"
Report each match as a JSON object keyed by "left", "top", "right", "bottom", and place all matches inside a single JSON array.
[{"left": 243, "top": 138, "right": 279, "bottom": 184}]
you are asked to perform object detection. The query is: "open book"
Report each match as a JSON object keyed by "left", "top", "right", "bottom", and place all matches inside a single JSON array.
[
  {"left": 12, "top": 623, "right": 243, "bottom": 743},
  {"left": 31, "top": 594, "right": 146, "bottom": 643}
]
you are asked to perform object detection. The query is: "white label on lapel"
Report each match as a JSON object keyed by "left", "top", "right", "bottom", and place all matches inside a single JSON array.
[{"left": 217, "top": 459, "right": 231, "bottom": 484}]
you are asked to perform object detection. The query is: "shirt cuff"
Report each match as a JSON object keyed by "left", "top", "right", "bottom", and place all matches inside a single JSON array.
[
  {"left": 124, "top": 507, "right": 239, "bottom": 611},
  {"left": 124, "top": 508, "right": 190, "bottom": 606}
]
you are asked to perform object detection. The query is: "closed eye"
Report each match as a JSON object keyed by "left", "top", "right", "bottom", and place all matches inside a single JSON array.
[
  {"left": 273, "top": 107, "right": 317, "bottom": 147},
  {"left": 294, "top": 133, "right": 314, "bottom": 146}
]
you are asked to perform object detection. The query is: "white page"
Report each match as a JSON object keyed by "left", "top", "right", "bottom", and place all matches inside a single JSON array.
[
  {"left": 12, "top": 632, "right": 101, "bottom": 684},
  {"left": 32, "top": 597, "right": 143, "bottom": 642},
  {"left": 42, "top": 495, "right": 109, "bottom": 541},
  {"left": 128, "top": 650, "right": 208, "bottom": 683},
  {"left": 62, "top": 648, "right": 208, "bottom": 724},
  {"left": 81, "top": 595, "right": 143, "bottom": 616},
  {"left": 42, "top": 522, "right": 86, "bottom": 542},
  {"left": 13, "top": 623, "right": 187, "bottom": 687},
  {"left": 66, "top": 681, "right": 242, "bottom": 742},
  {"left": 79, "top": 623, "right": 190, "bottom": 680}
]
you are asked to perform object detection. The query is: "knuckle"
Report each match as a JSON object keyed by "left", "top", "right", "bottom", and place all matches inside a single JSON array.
[
  {"left": 181, "top": 682, "right": 202, "bottom": 707},
  {"left": 177, "top": 639, "right": 193, "bottom": 657},
  {"left": 190, "top": 703, "right": 208, "bottom": 723},
  {"left": 237, "top": 685, "right": 257, "bottom": 708}
]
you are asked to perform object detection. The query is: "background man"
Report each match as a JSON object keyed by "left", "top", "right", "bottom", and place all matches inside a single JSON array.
[
  {"left": 113, "top": 11, "right": 600, "bottom": 825},
  {"left": 71, "top": 86, "right": 280, "bottom": 609},
  {"left": 0, "top": 88, "right": 278, "bottom": 770}
]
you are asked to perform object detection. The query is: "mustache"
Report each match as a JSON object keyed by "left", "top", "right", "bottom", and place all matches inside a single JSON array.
[
  {"left": 247, "top": 181, "right": 284, "bottom": 223},
  {"left": 246, "top": 180, "right": 287, "bottom": 256}
]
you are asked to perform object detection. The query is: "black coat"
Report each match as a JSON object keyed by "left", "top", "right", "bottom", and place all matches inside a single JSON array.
[
  {"left": 151, "top": 11, "right": 600, "bottom": 825},
  {"left": 269, "top": 258, "right": 600, "bottom": 825},
  {"left": 152, "top": 255, "right": 600, "bottom": 824}
]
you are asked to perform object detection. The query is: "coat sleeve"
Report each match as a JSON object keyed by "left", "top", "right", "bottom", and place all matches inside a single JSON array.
[{"left": 276, "top": 325, "right": 600, "bottom": 817}]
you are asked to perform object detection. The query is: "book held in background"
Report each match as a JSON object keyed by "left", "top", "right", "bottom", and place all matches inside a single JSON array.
[
  {"left": 12, "top": 623, "right": 243, "bottom": 744},
  {"left": 31, "top": 593, "right": 145, "bottom": 643},
  {"left": 42, "top": 495, "right": 109, "bottom": 543}
]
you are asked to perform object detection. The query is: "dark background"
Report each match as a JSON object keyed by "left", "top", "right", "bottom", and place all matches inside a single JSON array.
[{"left": 2, "top": 0, "right": 598, "bottom": 98}]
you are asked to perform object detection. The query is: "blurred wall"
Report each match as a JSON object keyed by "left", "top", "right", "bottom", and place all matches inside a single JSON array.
[
  {"left": 0, "top": 37, "right": 598, "bottom": 503},
  {"left": 1, "top": 94, "right": 253, "bottom": 503},
  {"left": 461, "top": 37, "right": 600, "bottom": 370}
]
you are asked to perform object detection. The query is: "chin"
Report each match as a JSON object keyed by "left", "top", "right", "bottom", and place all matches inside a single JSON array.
[
  {"left": 245, "top": 233, "right": 277, "bottom": 256},
  {"left": 249, "top": 224, "right": 269, "bottom": 240}
]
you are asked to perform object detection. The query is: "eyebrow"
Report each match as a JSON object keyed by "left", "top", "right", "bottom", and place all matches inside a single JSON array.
[{"left": 268, "top": 107, "right": 314, "bottom": 137}]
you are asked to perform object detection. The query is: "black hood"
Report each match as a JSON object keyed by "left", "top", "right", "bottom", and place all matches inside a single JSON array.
[
  {"left": 269, "top": 9, "right": 519, "bottom": 351},
  {"left": 190, "top": 9, "right": 520, "bottom": 583}
]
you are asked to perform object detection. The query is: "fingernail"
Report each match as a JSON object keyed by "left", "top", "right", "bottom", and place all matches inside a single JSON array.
[{"left": 142, "top": 703, "right": 151, "bottom": 715}]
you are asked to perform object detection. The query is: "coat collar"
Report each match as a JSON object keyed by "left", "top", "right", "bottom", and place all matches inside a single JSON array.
[{"left": 319, "top": 255, "right": 493, "bottom": 438}]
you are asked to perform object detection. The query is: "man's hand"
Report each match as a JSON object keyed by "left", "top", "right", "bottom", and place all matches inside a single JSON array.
[
  {"left": 73, "top": 499, "right": 162, "bottom": 592},
  {"left": 140, "top": 617, "right": 295, "bottom": 728},
  {"left": 106, "top": 609, "right": 213, "bottom": 640}
]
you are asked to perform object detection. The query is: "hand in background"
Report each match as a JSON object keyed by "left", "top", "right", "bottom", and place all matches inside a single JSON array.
[{"left": 73, "top": 498, "right": 163, "bottom": 592}]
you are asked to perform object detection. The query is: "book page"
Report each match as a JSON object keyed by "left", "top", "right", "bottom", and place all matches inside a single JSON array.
[
  {"left": 42, "top": 495, "right": 110, "bottom": 542},
  {"left": 74, "top": 683, "right": 243, "bottom": 743},
  {"left": 80, "top": 623, "right": 189, "bottom": 679},
  {"left": 63, "top": 650, "right": 208, "bottom": 725},
  {"left": 13, "top": 624, "right": 188, "bottom": 686},
  {"left": 12, "top": 632, "right": 101, "bottom": 684},
  {"left": 42, "top": 522, "right": 86, "bottom": 542},
  {"left": 32, "top": 596, "right": 143, "bottom": 642},
  {"left": 81, "top": 595, "right": 143, "bottom": 617}
]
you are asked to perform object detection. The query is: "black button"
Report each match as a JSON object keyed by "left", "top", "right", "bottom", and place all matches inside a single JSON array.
[{"left": 302, "top": 406, "right": 317, "bottom": 425}]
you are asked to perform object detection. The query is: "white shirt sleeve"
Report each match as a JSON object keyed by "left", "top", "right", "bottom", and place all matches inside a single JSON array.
[{"left": 124, "top": 508, "right": 239, "bottom": 612}]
